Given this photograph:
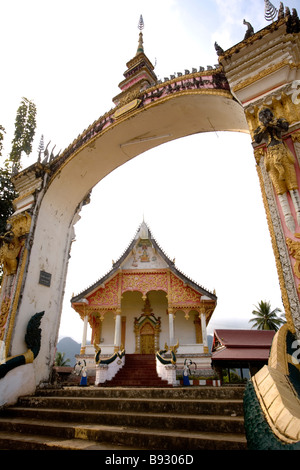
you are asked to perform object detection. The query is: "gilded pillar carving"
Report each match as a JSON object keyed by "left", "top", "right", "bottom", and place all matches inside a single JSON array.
[
  {"left": 254, "top": 108, "right": 300, "bottom": 233},
  {"left": 0, "top": 212, "right": 32, "bottom": 357},
  {"left": 249, "top": 103, "right": 300, "bottom": 336}
]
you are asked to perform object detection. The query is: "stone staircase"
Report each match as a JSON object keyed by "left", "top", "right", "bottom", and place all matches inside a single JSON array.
[
  {"left": 0, "top": 385, "right": 247, "bottom": 450},
  {"left": 105, "top": 354, "right": 171, "bottom": 387}
]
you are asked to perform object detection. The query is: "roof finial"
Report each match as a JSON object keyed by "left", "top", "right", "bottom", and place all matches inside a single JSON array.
[
  {"left": 136, "top": 15, "right": 144, "bottom": 55},
  {"left": 264, "top": 0, "right": 278, "bottom": 21},
  {"left": 138, "top": 14, "right": 144, "bottom": 31}
]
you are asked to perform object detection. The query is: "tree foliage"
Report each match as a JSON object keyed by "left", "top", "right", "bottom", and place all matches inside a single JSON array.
[
  {"left": 9, "top": 97, "right": 37, "bottom": 167},
  {"left": 54, "top": 351, "right": 71, "bottom": 367},
  {"left": 0, "top": 98, "right": 37, "bottom": 234},
  {"left": 249, "top": 300, "right": 285, "bottom": 331}
]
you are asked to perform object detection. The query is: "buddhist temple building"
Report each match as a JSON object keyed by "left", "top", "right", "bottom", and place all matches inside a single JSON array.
[{"left": 71, "top": 221, "right": 217, "bottom": 384}]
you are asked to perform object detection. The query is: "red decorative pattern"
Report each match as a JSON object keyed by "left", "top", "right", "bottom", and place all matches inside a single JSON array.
[
  {"left": 121, "top": 271, "right": 168, "bottom": 296},
  {"left": 88, "top": 275, "right": 119, "bottom": 307},
  {"left": 170, "top": 273, "right": 201, "bottom": 307}
]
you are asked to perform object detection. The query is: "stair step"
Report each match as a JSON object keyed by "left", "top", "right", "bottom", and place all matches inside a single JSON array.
[
  {"left": 16, "top": 396, "right": 244, "bottom": 416},
  {"left": 35, "top": 385, "right": 245, "bottom": 399},
  {"left": 0, "top": 417, "right": 246, "bottom": 450},
  {"left": 2, "top": 406, "right": 245, "bottom": 433},
  {"left": 0, "top": 430, "right": 144, "bottom": 450},
  {"left": 103, "top": 354, "right": 170, "bottom": 387},
  {"left": 0, "top": 385, "right": 247, "bottom": 450}
]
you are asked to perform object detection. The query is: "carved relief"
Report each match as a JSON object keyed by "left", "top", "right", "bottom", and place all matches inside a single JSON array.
[
  {"left": 254, "top": 107, "right": 300, "bottom": 232},
  {"left": 88, "top": 275, "right": 120, "bottom": 308},
  {"left": 134, "top": 297, "right": 161, "bottom": 353},
  {"left": 0, "top": 297, "right": 10, "bottom": 341},
  {"left": 0, "top": 212, "right": 31, "bottom": 277},
  {"left": 257, "top": 151, "right": 299, "bottom": 334},
  {"left": 122, "top": 271, "right": 168, "bottom": 298},
  {"left": 170, "top": 273, "right": 202, "bottom": 307},
  {"left": 286, "top": 237, "right": 300, "bottom": 283}
]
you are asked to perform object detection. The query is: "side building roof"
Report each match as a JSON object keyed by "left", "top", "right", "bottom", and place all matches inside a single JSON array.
[{"left": 211, "top": 329, "right": 276, "bottom": 362}]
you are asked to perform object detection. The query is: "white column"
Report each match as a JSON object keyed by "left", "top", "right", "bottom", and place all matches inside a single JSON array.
[
  {"left": 80, "top": 315, "right": 88, "bottom": 354},
  {"left": 114, "top": 310, "right": 121, "bottom": 351},
  {"left": 201, "top": 312, "right": 208, "bottom": 352},
  {"left": 168, "top": 309, "right": 175, "bottom": 346}
]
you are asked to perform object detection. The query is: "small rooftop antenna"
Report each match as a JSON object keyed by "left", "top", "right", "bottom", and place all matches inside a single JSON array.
[{"left": 264, "top": 0, "right": 278, "bottom": 21}]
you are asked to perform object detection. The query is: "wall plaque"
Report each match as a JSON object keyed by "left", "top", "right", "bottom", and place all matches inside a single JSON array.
[{"left": 39, "top": 270, "right": 52, "bottom": 287}]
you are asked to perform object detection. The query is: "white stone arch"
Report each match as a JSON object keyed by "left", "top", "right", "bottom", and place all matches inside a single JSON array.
[{"left": 5, "top": 90, "right": 248, "bottom": 386}]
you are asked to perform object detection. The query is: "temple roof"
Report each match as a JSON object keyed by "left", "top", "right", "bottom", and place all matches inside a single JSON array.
[
  {"left": 211, "top": 329, "right": 275, "bottom": 362},
  {"left": 71, "top": 221, "right": 217, "bottom": 303}
]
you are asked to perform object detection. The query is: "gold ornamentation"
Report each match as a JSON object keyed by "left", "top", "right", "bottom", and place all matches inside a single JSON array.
[
  {"left": 169, "top": 273, "right": 202, "bottom": 308},
  {"left": 88, "top": 276, "right": 120, "bottom": 308},
  {"left": 0, "top": 231, "right": 21, "bottom": 276},
  {"left": 113, "top": 99, "right": 141, "bottom": 118},
  {"left": 291, "top": 131, "right": 300, "bottom": 145},
  {"left": 0, "top": 297, "right": 10, "bottom": 340},
  {"left": 122, "top": 271, "right": 168, "bottom": 297},
  {"left": 232, "top": 60, "right": 294, "bottom": 93},
  {"left": 256, "top": 163, "right": 295, "bottom": 333},
  {"left": 264, "top": 143, "right": 298, "bottom": 195},
  {"left": 134, "top": 297, "right": 161, "bottom": 354},
  {"left": 286, "top": 238, "right": 300, "bottom": 279},
  {"left": 0, "top": 212, "right": 32, "bottom": 276},
  {"left": 253, "top": 147, "right": 265, "bottom": 165}
]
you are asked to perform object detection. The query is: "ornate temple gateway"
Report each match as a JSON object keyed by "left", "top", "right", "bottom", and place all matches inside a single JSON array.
[
  {"left": 0, "top": 2, "right": 300, "bottom": 449},
  {"left": 71, "top": 221, "right": 216, "bottom": 383}
]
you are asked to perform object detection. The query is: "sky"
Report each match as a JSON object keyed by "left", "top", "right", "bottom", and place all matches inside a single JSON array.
[{"left": 1, "top": 0, "right": 298, "bottom": 343}]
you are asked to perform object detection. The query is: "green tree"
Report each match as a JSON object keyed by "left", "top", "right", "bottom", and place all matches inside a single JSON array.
[
  {"left": 9, "top": 97, "right": 37, "bottom": 168},
  {"left": 54, "top": 352, "right": 71, "bottom": 367},
  {"left": 249, "top": 300, "right": 285, "bottom": 331},
  {"left": 0, "top": 98, "right": 37, "bottom": 234}
]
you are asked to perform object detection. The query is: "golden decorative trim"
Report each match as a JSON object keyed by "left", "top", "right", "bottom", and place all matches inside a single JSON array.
[
  {"left": 286, "top": 237, "right": 300, "bottom": 280},
  {"left": 113, "top": 99, "right": 141, "bottom": 119},
  {"left": 253, "top": 146, "right": 265, "bottom": 165},
  {"left": 291, "top": 131, "right": 300, "bottom": 144},
  {"left": 256, "top": 164, "right": 295, "bottom": 333},
  {"left": 4, "top": 247, "right": 28, "bottom": 356},
  {"left": 232, "top": 60, "right": 293, "bottom": 93},
  {"left": 23, "top": 348, "right": 34, "bottom": 364}
]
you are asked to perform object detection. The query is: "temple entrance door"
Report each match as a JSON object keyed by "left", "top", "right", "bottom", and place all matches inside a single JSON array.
[{"left": 140, "top": 323, "right": 155, "bottom": 354}]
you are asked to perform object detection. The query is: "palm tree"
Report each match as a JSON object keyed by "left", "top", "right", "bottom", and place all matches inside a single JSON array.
[
  {"left": 54, "top": 351, "right": 70, "bottom": 367},
  {"left": 249, "top": 300, "right": 285, "bottom": 331}
]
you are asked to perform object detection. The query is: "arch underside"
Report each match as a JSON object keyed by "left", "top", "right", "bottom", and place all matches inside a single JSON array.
[{"left": 48, "top": 93, "right": 248, "bottom": 218}]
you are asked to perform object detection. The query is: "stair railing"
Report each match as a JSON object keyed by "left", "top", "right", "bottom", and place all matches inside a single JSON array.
[
  {"left": 156, "top": 341, "right": 178, "bottom": 386},
  {"left": 94, "top": 342, "right": 125, "bottom": 385}
]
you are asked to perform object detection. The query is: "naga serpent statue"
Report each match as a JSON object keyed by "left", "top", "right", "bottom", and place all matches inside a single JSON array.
[
  {"left": 0, "top": 311, "right": 44, "bottom": 379},
  {"left": 156, "top": 341, "right": 179, "bottom": 365},
  {"left": 94, "top": 340, "right": 125, "bottom": 365}
]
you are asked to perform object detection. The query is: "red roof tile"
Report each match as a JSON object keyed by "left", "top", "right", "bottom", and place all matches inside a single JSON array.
[{"left": 212, "top": 329, "right": 275, "bottom": 362}]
